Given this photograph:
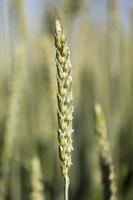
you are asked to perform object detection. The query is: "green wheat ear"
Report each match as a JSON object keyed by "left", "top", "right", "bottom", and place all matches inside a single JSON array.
[
  {"left": 30, "top": 156, "right": 44, "bottom": 200},
  {"left": 94, "top": 103, "right": 118, "bottom": 200},
  {"left": 54, "top": 19, "right": 74, "bottom": 200}
]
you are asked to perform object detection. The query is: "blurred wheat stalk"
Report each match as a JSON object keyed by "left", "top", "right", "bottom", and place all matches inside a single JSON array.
[
  {"left": 94, "top": 103, "right": 118, "bottom": 200},
  {"left": 0, "top": 45, "right": 26, "bottom": 199},
  {"left": 0, "top": 0, "right": 27, "bottom": 199}
]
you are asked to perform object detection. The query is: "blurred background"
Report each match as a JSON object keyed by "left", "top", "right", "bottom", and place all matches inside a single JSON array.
[{"left": 0, "top": 0, "right": 133, "bottom": 199}]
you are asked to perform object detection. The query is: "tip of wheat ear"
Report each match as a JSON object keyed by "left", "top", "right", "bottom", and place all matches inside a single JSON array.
[
  {"left": 55, "top": 20, "right": 62, "bottom": 32},
  {"left": 54, "top": 19, "right": 74, "bottom": 185},
  {"left": 95, "top": 102, "right": 101, "bottom": 111}
]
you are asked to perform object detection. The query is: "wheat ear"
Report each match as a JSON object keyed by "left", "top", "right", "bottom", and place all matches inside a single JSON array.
[
  {"left": 30, "top": 156, "right": 44, "bottom": 200},
  {"left": 54, "top": 19, "right": 74, "bottom": 200},
  {"left": 94, "top": 103, "right": 117, "bottom": 200}
]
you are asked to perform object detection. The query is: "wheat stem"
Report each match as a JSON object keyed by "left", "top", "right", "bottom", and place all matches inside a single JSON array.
[{"left": 64, "top": 176, "right": 69, "bottom": 200}]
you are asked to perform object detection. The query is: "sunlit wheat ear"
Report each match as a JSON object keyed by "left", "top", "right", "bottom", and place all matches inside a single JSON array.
[
  {"left": 94, "top": 103, "right": 117, "bottom": 200},
  {"left": 54, "top": 19, "right": 74, "bottom": 200},
  {"left": 0, "top": 45, "right": 26, "bottom": 200},
  {"left": 30, "top": 156, "right": 44, "bottom": 200}
]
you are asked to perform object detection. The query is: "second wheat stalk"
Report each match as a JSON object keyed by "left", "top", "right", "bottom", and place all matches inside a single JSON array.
[{"left": 94, "top": 103, "right": 118, "bottom": 200}]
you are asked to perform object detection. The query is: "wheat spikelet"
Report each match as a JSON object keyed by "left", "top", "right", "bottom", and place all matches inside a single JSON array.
[
  {"left": 94, "top": 103, "right": 117, "bottom": 200},
  {"left": 30, "top": 156, "right": 44, "bottom": 200},
  {"left": 54, "top": 19, "right": 74, "bottom": 200}
]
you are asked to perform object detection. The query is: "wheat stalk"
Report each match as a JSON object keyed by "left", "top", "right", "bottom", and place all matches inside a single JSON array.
[
  {"left": 94, "top": 103, "right": 117, "bottom": 200},
  {"left": 0, "top": 45, "right": 26, "bottom": 199},
  {"left": 54, "top": 19, "right": 74, "bottom": 200},
  {"left": 0, "top": 0, "right": 27, "bottom": 197}
]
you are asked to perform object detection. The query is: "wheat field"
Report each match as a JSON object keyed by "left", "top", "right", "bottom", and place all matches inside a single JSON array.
[{"left": 0, "top": 0, "right": 133, "bottom": 200}]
